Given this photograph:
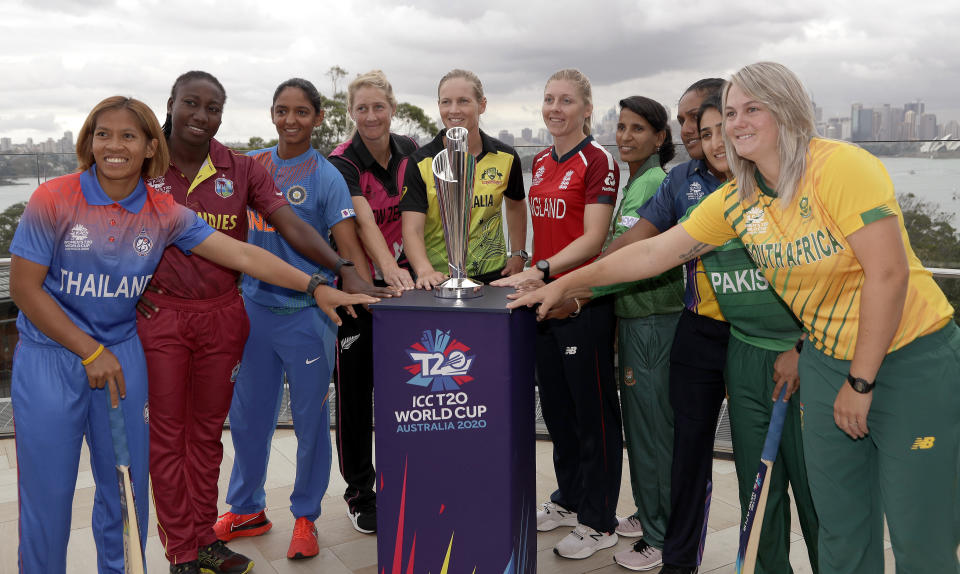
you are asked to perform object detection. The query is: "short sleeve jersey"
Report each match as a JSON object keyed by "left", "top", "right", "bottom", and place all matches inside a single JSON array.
[
  {"left": 682, "top": 138, "right": 953, "bottom": 359},
  {"left": 529, "top": 136, "right": 618, "bottom": 273},
  {"left": 11, "top": 168, "right": 214, "bottom": 346},
  {"left": 637, "top": 159, "right": 725, "bottom": 320},
  {"left": 399, "top": 129, "right": 525, "bottom": 276},
  {"left": 328, "top": 132, "right": 418, "bottom": 276},
  {"left": 607, "top": 155, "right": 683, "bottom": 318},
  {"left": 146, "top": 138, "right": 288, "bottom": 300},
  {"left": 242, "top": 146, "right": 356, "bottom": 310}
]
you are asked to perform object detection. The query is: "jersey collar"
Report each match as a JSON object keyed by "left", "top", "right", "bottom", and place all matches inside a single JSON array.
[
  {"left": 755, "top": 171, "right": 777, "bottom": 197},
  {"left": 349, "top": 131, "right": 403, "bottom": 171},
  {"left": 625, "top": 154, "right": 661, "bottom": 188},
  {"left": 550, "top": 135, "right": 594, "bottom": 164},
  {"left": 80, "top": 166, "right": 148, "bottom": 213}
]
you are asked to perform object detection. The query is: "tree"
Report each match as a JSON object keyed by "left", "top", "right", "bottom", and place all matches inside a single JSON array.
[
  {"left": 394, "top": 102, "right": 439, "bottom": 141},
  {"left": 0, "top": 202, "right": 26, "bottom": 257},
  {"left": 899, "top": 192, "right": 960, "bottom": 321}
]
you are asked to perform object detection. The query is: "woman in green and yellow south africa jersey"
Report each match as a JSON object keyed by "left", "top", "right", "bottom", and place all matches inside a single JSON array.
[
  {"left": 591, "top": 96, "right": 683, "bottom": 566},
  {"left": 509, "top": 62, "right": 959, "bottom": 574},
  {"left": 693, "top": 95, "right": 818, "bottom": 574},
  {"left": 399, "top": 69, "right": 527, "bottom": 287}
]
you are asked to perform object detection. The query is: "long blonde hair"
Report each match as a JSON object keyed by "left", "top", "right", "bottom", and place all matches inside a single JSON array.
[
  {"left": 723, "top": 62, "right": 817, "bottom": 204},
  {"left": 546, "top": 68, "right": 593, "bottom": 136}
]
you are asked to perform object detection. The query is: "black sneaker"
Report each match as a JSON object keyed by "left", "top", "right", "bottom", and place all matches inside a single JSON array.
[
  {"left": 170, "top": 562, "right": 200, "bottom": 574},
  {"left": 197, "top": 540, "right": 254, "bottom": 574},
  {"left": 348, "top": 504, "right": 377, "bottom": 534},
  {"left": 660, "top": 565, "right": 698, "bottom": 574}
]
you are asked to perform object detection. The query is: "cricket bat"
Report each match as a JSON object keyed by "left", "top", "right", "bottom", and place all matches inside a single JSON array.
[
  {"left": 108, "top": 399, "right": 146, "bottom": 574},
  {"left": 735, "top": 388, "right": 790, "bottom": 574}
]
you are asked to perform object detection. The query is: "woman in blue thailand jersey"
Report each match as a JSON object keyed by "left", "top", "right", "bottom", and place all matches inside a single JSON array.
[
  {"left": 215, "top": 78, "right": 377, "bottom": 561},
  {"left": 8, "top": 96, "right": 375, "bottom": 574}
]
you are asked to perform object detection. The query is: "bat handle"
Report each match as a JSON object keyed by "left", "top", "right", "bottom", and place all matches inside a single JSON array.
[
  {"left": 107, "top": 396, "right": 131, "bottom": 467},
  {"left": 760, "top": 386, "right": 790, "bottom": 462}
]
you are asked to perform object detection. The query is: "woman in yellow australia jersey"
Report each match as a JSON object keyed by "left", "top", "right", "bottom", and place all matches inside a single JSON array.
[
  {"left": 399, "top": 69, "right": 527, "bottom": 288},
  {"left": 508, "top": 61, "right": 959, "bottom": 574}
]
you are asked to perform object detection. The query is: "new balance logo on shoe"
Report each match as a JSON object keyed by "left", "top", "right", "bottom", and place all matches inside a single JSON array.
[
  {"left": 565, "top": 346, "right": 577, "bottom": 355},
  {"left": 911, "top": 436, "right": 935, "bottom": 450},
  {"left": 340, "top": 334, "right": 361, "bottom": 350}
]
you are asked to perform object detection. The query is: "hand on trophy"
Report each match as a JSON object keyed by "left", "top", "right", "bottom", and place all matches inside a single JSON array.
[
  {"left": 490, "top": 267, "right": 542, "bottom": 289},
  {"left": 414, "top": 269, "right": 448, "bottom": 291}
]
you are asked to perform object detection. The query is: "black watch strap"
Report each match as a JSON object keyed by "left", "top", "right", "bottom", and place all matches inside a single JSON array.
[
  {"left": 795, "top": 338, "right": 804, "bottom": 354},
  {"left": 334, "top": 257, "right": 355, "bottom": 276},
  {"left": 846, "top": 373, "right": 875, "bottom": 394},
  {"left": 306, "top": 273, "right": 328, "bottom": 295},
  {"left": 536, "top": 259, "right": 550, "bottom": 281}
]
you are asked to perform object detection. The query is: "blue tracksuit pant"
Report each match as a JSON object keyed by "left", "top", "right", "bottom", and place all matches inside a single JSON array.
[
  {"left": 225, "top": 297, "right": 334, "bottom": 521},
  {"left": 14, "top": 337, "right": 149, "bottom": 574}
]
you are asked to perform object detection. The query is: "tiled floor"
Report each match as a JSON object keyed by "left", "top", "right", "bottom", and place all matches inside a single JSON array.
[{"left": 0, "top": 431, "right": 898, "bottom": 574}]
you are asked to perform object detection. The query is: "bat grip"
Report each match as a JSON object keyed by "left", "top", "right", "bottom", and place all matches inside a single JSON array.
[
  {"left": 108, "top": 398, "right": 132, "bottom": 467},
  {"left": 760, "top": 386, "right": 790, "bottom": 462}
]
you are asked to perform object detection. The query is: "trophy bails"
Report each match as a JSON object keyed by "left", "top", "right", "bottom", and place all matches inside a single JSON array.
[{"left": 431, "top": 126, "right": 483, "bottom": 299}]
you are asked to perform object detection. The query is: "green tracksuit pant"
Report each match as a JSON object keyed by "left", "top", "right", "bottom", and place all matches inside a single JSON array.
[
  {"left": 725, "top": 337, "right": 820, "bottom": 574},
  {"left": 618, "top": 311, "right": 680, "bottom": 550},
  {"left": 799, "top": 322, "right": 960, "bottom": 574}
]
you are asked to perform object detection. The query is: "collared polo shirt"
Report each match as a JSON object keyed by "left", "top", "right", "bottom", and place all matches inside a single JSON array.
[
  {"left": 11, "top": 167, "right": 213, "bottom": 346},
  {"left": 146, "top": 138, "right": 288, "bottom": 300}
]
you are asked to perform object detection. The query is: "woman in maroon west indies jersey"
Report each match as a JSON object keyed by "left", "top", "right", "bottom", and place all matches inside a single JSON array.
[
  {"left": 509, "top": 62, "right": 960, "bottom": 574},
  {"left": 135, "top": 71, "right": 394, "bottom": 574},
  {"left": 9, "top": 96, "right": 375, "bottom": 574},
  {"left": 493, "top": 69, "right": 621, "bottom": 559}
]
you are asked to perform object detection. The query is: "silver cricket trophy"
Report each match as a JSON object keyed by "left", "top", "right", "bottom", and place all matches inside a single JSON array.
[{"left": 431, "top": 126, "right": 483, "bottom": 299}]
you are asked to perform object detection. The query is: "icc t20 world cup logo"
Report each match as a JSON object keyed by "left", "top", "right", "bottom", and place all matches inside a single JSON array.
[{"left": 403, "top": 329, "right": 475, "bottom": 392}]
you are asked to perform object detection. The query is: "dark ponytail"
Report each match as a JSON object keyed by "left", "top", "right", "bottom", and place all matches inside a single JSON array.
[
  {"left": 618, "top": 95, "right": 675, "bottom": 168},
  {"left": 162, "top": 70, "right": 227, "bottom": 139}
]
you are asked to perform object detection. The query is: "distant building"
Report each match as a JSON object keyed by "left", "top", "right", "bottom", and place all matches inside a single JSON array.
[
  {"left": 497, "top": 129, "right": 515, "bottom": 146},
  {"left": 919, "top": 113, "right": 938, "bottom": 140},
  {"left": 521, "top": 128, "right": 532, "bottom": 142},
  {"left": 943, "top": 120, "right": 960, "bottom": 138},
  {"left": 0, "top": 138, "right": 10, "bottom": 152},
  {"left": 904, "top": 100, "right": 924, "bottom": 116},
  {"left": 903, "top": 110, "right": 918, "bottom": 140}
]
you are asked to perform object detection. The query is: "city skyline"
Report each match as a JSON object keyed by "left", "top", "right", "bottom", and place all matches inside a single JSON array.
[{"left": 3, "top": 95, "right": 958, "bottom": 154}]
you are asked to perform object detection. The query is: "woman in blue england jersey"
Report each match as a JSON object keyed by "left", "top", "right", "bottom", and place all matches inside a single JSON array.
[
  {"left": 9, "top": 96, "right": 375, "bottom": 574},
  {"left": 214, "top": 78, "right": 379, "bottom": 562}
]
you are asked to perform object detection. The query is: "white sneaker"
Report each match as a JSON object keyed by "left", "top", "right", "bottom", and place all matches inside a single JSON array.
[
  {"left": 613, "top": 539, "right": 663, "bottom": 571},
  {"left": 615, "top": 515, "right": 644, "bottom": 537},
  {"left": 553, "top": 523, "right": 618, "bottom": 559},
  {"left": 536, "top": 501, "right": 578, "bottom": 532}
]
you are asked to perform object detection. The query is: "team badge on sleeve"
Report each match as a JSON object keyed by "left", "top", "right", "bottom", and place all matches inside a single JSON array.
[
  {"left": 286, "top": 185, "right": 307, "bottom": 205},
  {"left": 215, "top": 177, "right": 235, "bottom": 198},
  {"left": 340, "top": 208, "right": 356, "bottom": 218},
  {"left": 133, "top": 228, "right": 153, "bottom": 256}
]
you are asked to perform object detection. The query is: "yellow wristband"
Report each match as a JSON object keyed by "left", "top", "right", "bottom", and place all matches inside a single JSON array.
[{"left": 81, "top": 344, "right": 105, "bottom": 366}]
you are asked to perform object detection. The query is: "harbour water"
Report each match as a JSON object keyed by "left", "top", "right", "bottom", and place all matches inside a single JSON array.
[{"left": 3, "top": 156, "right": 960, "bottom": 223}]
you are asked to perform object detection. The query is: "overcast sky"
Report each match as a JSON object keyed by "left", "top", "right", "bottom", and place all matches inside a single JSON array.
[{"left": 3, "top": 0, "right": 959, "bottom": 145}]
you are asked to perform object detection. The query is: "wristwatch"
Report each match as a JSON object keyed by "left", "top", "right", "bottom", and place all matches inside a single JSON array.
[
  {"left": 535, "top": 259, "right": 550, "bottom": 281},
  {"left": 509, "top": 249, "right": 530, "bottom": 261},
  {"left": 846, "top": 373, "right": 875, "bottom": 394},
  {"left": 334, "top": 257, "right": 355, "bottom": 276},
  {"left": 305, "top": 272, "right": 329, "bottom": 295}
]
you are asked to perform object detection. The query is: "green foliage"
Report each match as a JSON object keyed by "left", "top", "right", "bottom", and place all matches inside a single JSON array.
[
  {"left": 394, "top": 102, "right": 439, "bottom": 140},
  {"left": 0, "top": 202, "right": 26, "bottom": 257},
  {"left": 247, "top": 136, "right": 278, "bottom": 150},
  {"left": 898, "top": 192, "right": 960, "bottom": 320}
]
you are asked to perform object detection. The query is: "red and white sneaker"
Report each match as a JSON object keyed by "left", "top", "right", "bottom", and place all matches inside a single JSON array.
[
  {"left": 213, "top": 510, "right": 272, "bottom": 542},
  {"left": 287, "top": 517, "right": 319, "bottom": 560}
]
